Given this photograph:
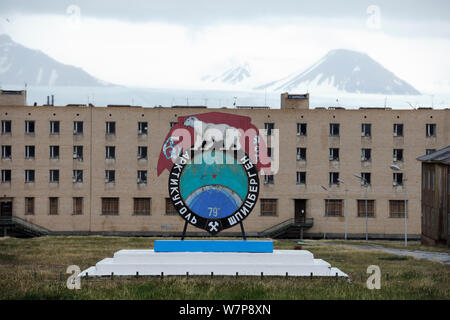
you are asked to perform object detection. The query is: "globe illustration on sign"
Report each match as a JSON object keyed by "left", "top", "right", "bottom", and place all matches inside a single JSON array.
[{"left": 180, "top": 151, "right": 248, "bottom": 219}]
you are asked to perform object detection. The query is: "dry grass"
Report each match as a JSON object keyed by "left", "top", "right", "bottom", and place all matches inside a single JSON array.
[{"left": 0, "top": 236, "right": 449, "bottom": 300}]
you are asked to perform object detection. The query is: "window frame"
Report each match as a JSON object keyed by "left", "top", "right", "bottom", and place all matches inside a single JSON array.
[
  {"left": 361, "top": 123, "right": 371, "bottom": 137},
  {"left": 101, "top": 197, "right": 119, "bottom": 216},
  {"left": 329, "top": 123, "right": 340, "bottom": 137},
  {"left": 49, "top": 197, "right": 58, "bottom": 215},
  {"left": 393, "top": 123, "right": 403, "bottom": 137},
  {"left": 389, "top": 200, "right": 407, "bottom": 218},
  {"left": 49, "top": 169, "right": 59, "bottom": 183},
  {"left": 25, "top": 170, "right": 35, "bottom": 183},
  {"left": 1, "top": 145, "right": 11, "bottom": 159},
  {"left": 73, "top": 121, "right": 83, "bottom": 135},
  {"left": 133, "top": 198, "right": 151, "bottom": 216},
  {"left": 138, "top": 122, "right": 148, "bottom": 135},
  {"left": 1, "top": 169, "right": 11, "bottom": 183},
  {"left": 106, "top": 121, "right": 116, "bottom": 135},
  {"left": 50, "top": 121, "right": 60, "bottom": 135},
  {"left": 2, "top": 120, "right": 12, "bottom": 134},
  {"left": 137, "top": 170, "right": 147, "bottom": 184},
  {"left": 296, "top": 148, "right": 306, "bottom": 161},
  {"left": 73, "top": 197, "right": 83, "bottom": 215},
  {"left": 357, "top": 200, "right": 375, "bottom": 218},
  {"left": 325, "top": 199, "right": 343, "bottom": 217},
  {"left": 73, "top": 170, "right": 83, "bottom": 183},
  {"left": 165, "top": 198, "right": 178, "bottom": 215},
  {"left": 25, "top": 120, "right": 35, "bottom": 134},
  {"left": 296, "top": 172, "right": 306, "bottom": 185},
  {"left": 260, "top": 199, "right": 278, "bottom": 217},
  {"left": 297, "top": 123, "right": 307, "bottom": 136}
]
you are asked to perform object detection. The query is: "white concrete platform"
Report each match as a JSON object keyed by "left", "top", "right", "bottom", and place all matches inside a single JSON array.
[{"left": 80, "top": 250, "right": 348, "bottom": 277}]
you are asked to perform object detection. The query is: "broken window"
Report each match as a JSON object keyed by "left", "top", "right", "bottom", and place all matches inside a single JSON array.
[
  {"left": 264, "top": 174, "right": 274, "bottom": 184},
  {"left": 393, "top": 173, "right": 403, "bottom": 186},
  {"left": 106, "top": 146, "right": 116, "bottom": 159},
  {"left": 138, "top": 122, "right": 148, "bottom": 135},
  {"left": 393, "top": 149, "right": 403, "bottom": 162},
  {"left": 426, "top": 124, "right": 436, "bottom": 137},
  {"left": 106, "top": 121, "right": 116, "bottom": 135},
  {"left": 297, "top": 123, "right": 307, "bottom": 136},
  {"left": 361, "top": 172, "right": 371, "bottom": 185},
  {"left": 137, "top": 170, "right": 147, "bottom": 184},
  {"left": 50, "top": 121, "right": 59, "bottom": 134},
  {"left": 73, "top": 121, "right": 83, "bottom": 135},
  {"left": 1, "top": 170, "right": 11, "bottom": 183},
  {"left": 105, "top": 170, "right": 115, "bottom": 183},
  {"left": 329, "top": 172, "right": 340, "bottom": 185},
  {"left": 329, "top": 123, "right": 340, "bottom": 137},
  {"left": 73, "top": 146, "right": 83, "bottom": 160},
  {"left": 297, "top": 148, "right": 306, "bottom": 161},
  {"left": 25, "top": 145, "right": 35, "bottom": 159},
  {"left": 1, "top": 145, "right": 11, "bottom": 159},
  {"left": 138, "top": 146, "right": 148, "bottom": 159},
  {"left": 393, "top": 124, "right": 403, "bottom": 137},
  {"left": 329, "top": 148, "right": 339, "bottom": 161},
  {"left": 25, "top": 170, "right": 35, "bottom": 183},
  {"left": 50, "top": 146, "right": 59, "bottom": 159},
  {"left": 361, "top": 123, "right": 371, "bottom": 137},
  {"left": 49, "top": 170, "right": 59, "bottom": 183},
  {"left": 296, "top": 172, "right": 306, "bottom": 185},
  {"left": 1, "top": 120, "right": 11, "bottom": 134},
  {"left": 25, "top": 121, "right": 35, "bottom": 134},
  {"left": 73, "top": 170, "right": 83, "bottom": 183},
  {"left": 264, "top": 123, "right": 275, "bottom": 136},
  {"left": 361, "top": 148, "right": 371, "bottom": 161}
]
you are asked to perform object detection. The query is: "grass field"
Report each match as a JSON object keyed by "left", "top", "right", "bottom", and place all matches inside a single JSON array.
[{"left": 0, "top": 236, "right": 449, "bottom": 300}]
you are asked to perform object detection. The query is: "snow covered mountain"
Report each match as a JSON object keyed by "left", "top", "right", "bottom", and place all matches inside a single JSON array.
[
  {"left": 256, "top": 49, "right": 421, "bottom": 95},
  {"left": 0, "top": 34, "right": 110, "bottom": 87},
  {"left": 202, "top": 62, "right": 251, "bottom": 85}
]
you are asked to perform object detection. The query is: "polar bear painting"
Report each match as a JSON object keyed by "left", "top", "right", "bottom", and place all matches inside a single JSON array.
[{"left": 184, "top": 116, "right": 242, "bottom": 150}]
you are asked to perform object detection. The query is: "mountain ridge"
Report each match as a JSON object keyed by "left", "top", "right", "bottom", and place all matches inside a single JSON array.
[
  {"left": 256, "top": 49, "right": 421, "bottom": 95},
  {"left": 0, "top": 34, "right": 111, "bottom": 87}
]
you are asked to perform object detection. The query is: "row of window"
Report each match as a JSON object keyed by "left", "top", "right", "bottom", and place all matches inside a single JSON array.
[
  {"left": 20, "top": 197, "right": 407, "bottom": 218},
  {"left": 263, "top": 123, "right": 437, "bottom": 137},
  {"left": 293, "top": 148, "right": 437, "bottom": 162},
  {"left": 2, "top": 169, "right": 404, "bottom": 187},
  {"left": 0, "top": 145, "right": 149, "bottom": 160},
  {"left": 1, "top": 144, "right": 437, "bottom": 163},
  {"left": 1, "top": 120, "right": 438, "bottom": 138},
  {"left": 262, "top": 171, "right": 404, "bottom": 186},
  {"left": 1, "top": 120, "right": 149, "bottom": 135},
  {"left": 1, "top": 170, "right": 148, "bottom": 184},
  {"left": 261, "top": 199, "right": 407, "bottom": 218}
]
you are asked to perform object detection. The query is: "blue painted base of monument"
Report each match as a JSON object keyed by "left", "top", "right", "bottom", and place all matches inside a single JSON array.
[{"left": 154, "top": 240, "right": 273, "bottom": 253}]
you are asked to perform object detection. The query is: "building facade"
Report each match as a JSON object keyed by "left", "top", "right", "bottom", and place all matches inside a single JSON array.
[{"left": 0, "top": 93, "right": 449, "bottom": 238}]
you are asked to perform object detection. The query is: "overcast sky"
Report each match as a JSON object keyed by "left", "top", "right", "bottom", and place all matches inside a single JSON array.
[{"left": 0, "top": 0, "right": 449, "bottom": 91}]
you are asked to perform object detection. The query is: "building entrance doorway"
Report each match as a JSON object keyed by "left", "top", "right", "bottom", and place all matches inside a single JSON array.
[
  {"left": 0, "top": 200, "right": 12, "bottom": 217},
  {"left": 295, "top": 199, "right": 307, "bottom": 223}
]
